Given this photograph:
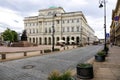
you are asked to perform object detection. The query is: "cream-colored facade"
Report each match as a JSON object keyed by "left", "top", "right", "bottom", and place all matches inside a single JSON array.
[
  {"left": 24, "top": 7, "right": 95, "bottom": 45},
  {"left": 110, "top": 0, "right": 120, "bottom": 46}
]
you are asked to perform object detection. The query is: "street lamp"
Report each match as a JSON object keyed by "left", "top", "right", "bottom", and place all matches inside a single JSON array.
[
  {"left": 99, "top": 0, "right": 107, "bottom": 54},
  {"left": 52, "top": 14, "right": 56, "bottom": 51}
]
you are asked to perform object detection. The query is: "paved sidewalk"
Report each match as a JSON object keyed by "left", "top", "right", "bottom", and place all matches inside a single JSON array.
[
  {"left": 92, "top": 46, "right": 120, "bottom": 80},
  {"left": 75, "top": 45, "right": 120, "bottom": 80}
]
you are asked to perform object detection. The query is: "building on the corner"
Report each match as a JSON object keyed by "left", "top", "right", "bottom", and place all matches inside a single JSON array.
[
  {"left": 110, "top": 0, "right": 120, "bottom": 46},
  {"left": 24, "top": 7, "right": 95, "bottom": 45}
]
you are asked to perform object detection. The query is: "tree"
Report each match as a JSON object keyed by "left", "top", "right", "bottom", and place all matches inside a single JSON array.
[
  {"left": 2, "top": 28, "right": 18, "bottom": 42},
  {"left": 11, "top": 30, "right": 18, "bottom": 42}
]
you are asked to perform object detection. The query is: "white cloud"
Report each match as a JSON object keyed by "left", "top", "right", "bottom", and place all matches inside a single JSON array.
[
  {"left": 0, "top": 7, "right": 24, "bottom": 33},
  {"left": 0, "top": 0, "right": 117, "bottom": 39}
]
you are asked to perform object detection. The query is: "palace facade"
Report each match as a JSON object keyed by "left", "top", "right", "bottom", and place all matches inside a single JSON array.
[
  {"left": 110, "top": 0, "right": 120, "bottom": 46},
  {"left": 24, "top": 7, "right": 95, "bottom": 45}
]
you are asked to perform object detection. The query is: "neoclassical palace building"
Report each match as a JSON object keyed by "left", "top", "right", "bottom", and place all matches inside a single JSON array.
[{"left": 24, "top": 7, "right": 95, "bottom": 45}]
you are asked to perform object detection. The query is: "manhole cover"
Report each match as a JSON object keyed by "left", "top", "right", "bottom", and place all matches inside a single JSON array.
[{"left": 22, "top": 65, "right": 35, "bottom": 69}]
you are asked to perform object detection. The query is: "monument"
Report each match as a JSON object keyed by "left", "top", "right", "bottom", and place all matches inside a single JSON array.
[
  {"left": 12, "top": 30, "right": 32, "bottom": 47},
  {"left": 21, "top": 30, "right": 27, "bottom": 41}
]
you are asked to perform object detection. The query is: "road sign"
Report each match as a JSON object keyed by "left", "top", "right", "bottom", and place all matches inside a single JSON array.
[{"left": 106, "top": 33, "right": 110, "bottom": 38}]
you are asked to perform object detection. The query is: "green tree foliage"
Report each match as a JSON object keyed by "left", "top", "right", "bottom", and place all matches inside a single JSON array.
[{"left": 2, "top": 28, "right": 18, "bottom": 42}]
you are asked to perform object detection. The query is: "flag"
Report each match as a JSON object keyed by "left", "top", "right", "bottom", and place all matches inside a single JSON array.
[{"left": 114, "top": 16, "right": 119, "bottom": 21}]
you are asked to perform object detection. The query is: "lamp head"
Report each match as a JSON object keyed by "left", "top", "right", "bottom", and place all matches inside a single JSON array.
[{"left": 99, "top": 3, "right": 103, "bottom": 8}]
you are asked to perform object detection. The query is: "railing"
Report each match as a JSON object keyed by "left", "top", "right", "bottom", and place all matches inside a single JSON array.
[
  {"left": 0, "top": 50, "right": 44, "bottom": 61},
  {"left": 0, "top": 46, "right": 77, "bottom": 61}
]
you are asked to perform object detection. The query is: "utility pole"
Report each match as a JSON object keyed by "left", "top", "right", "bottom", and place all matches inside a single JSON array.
[
  {"left": 52, "top": 14, "right": 56, "bottom": 51},
  {"left": 99, "top": 0, "right": 107, "bottom": 54}
]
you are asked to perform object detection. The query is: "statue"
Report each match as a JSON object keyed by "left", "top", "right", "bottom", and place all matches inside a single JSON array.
[{"left": 21, "top": 30, "right": 27, "bottom": 41}]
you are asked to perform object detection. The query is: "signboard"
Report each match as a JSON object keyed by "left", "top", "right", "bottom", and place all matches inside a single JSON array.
[{"left": 106, "top": 33, "right": 110, "bottom": 38}]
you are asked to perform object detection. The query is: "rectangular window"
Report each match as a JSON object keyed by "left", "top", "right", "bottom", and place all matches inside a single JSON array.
[
  {"left": 67, "top": 20, "right": 69, "bottom": 23},
  {"left": 67, "top": 27, "right": 69, "bottom": 32},
  {"left": 29, "top": 23, "right": 31, "bottom": 26},
  {"left": 62, "top": 27, "right": 65, "bottom": 32},
  {"left": 71, "top": 27, "right": 74, "bottom": 32},
  {"left": 62, "top": 20, "right": 64, "bottom": 24},
  {"left": 72, "top": 19, "right": 74, "bottom": 23},
  {"left": 77, "top": 19, "right": 79, "bottom": 22},
  {"left": 36, "top": 29, "right": 38, "bottom": 33},
  {"left": 33, "top": 29, "right": 35, "bottom": 33},
  {"left": 77, "top": 26, "right": 80, "bottom": 32},
  {"left": 36, "top": 23, "right": 38, "bottom": 26},
  {"left": 33, "top": 23, "right": 35, "bottom": 26},
  {"left": 29, "top": 29, "right": 31, "bottom": 33},
  {"left": 49, "top": 28, "right": 51, "bottom": 33},
  {"left": 45, "top": 28, "right": 47, "bottom": 33}
]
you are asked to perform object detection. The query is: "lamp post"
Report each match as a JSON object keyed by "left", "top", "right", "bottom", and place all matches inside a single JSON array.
[
  {"left": 52, "top": 14, "right": 56, "bottom": 51},
  {"left": 99, "top": 0, "right": 107, "bottom": 54}
]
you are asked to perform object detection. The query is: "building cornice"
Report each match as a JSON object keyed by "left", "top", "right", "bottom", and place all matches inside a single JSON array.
[{"left": 39, "top": 7, "right": 65, "bottom": 13}]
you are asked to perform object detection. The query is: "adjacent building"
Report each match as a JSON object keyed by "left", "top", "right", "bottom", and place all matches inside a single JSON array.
[
  {"left": 24, "top": 7, "right": 95, "bottom": 45},
  {"left": 110, "top": 0, "right": 120, "bottom": 46}
]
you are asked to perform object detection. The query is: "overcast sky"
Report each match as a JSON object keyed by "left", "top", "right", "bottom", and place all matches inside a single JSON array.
[{"left": 0, "top": 0, "right": 117, "bottom": 39}]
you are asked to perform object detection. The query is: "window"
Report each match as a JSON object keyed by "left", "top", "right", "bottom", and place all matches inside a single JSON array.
[
  {"left": 33, "top": 23, "right": 35, "bottom": 26},
  {"left": 67, "top": 27, "right": 69, "bottom": 32},
  {"left": 62, "top": 20, "right": 64, "bottom": 24},
  {"left": 62, "top": 27, "right": 65, "bottom": 32},
  {"left": 45, "top": 28, "right": 47, "bottom": 33},
  {"left": 71, "top": 27, "right": 74, "bottom": 32},
  {"left": 29, "top": 29, "right": 31, "bottom": 33},
  {"left": 67, "top": 20, "right": 69, "bottom": 23},
  {"left": 33, "top": 29, "right": 35, "bottom": 33},
  {"left": 36, "top": 23, "right": 38, "bottom": 26},
  {"left": 36, "top": 29, "right": 38, "bottom": 33},
  {"left": 29, "top": 23, "right": 31, "bottom": 26},
  {"left": 76, "top": 26, "right": 80, "bottom": 32},
  {"left": 77, "top": 19, "right": 79, "bottom": 22},
  {"left": 72, "top": 19, "right": 74, "bottom": 23},
  {"left": 39, "top": 22, "right": 42, "bottom": 25},
  {"left": 49, "top": 28, "right": 51, "bottom": 33}
]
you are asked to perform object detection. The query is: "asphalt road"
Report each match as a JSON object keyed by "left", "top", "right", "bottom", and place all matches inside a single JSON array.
[{"left": 0, "top": 45, "right": 103, "bottom": 80}]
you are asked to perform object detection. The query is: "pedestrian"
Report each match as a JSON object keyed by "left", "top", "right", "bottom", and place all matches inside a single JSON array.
[{"left": 110, "top": 42, "right": 112, "bottom": 47}]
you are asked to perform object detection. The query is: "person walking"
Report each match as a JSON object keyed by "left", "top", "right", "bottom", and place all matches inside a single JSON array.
[{"left": 110, "top": 42, "right": 113, "bottom": 47}]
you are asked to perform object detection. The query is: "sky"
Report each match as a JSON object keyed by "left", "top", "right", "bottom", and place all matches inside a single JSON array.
[{"left": 0, "top": 0, "right": 117, "bottom": 39}]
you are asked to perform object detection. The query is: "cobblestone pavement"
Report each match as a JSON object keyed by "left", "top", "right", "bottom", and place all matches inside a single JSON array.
[{"left": 0, "top": 45, "right": 102, "bottom": 80}]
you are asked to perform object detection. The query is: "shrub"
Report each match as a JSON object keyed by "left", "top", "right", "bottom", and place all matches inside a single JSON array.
[
  {"left": 60, "top": 70, "right": 72, "bottom": 80},
  {"left": 44, "top": 49, "right": 51, "bottom": 53},
  {"left": 97, "top": 51, "right": 105, "bottom": 56},
  {"left": 48, "top": 70, "right": 74, "bottom": 80},
  {"left": 77, "top": 63, "right": 92, "bottom": 68},
  {"left": 54, "top": 48, "right": 60, "bottom": 51},
  {"left": 48, "top": 70, "right": 60, "bottom": 80}
]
